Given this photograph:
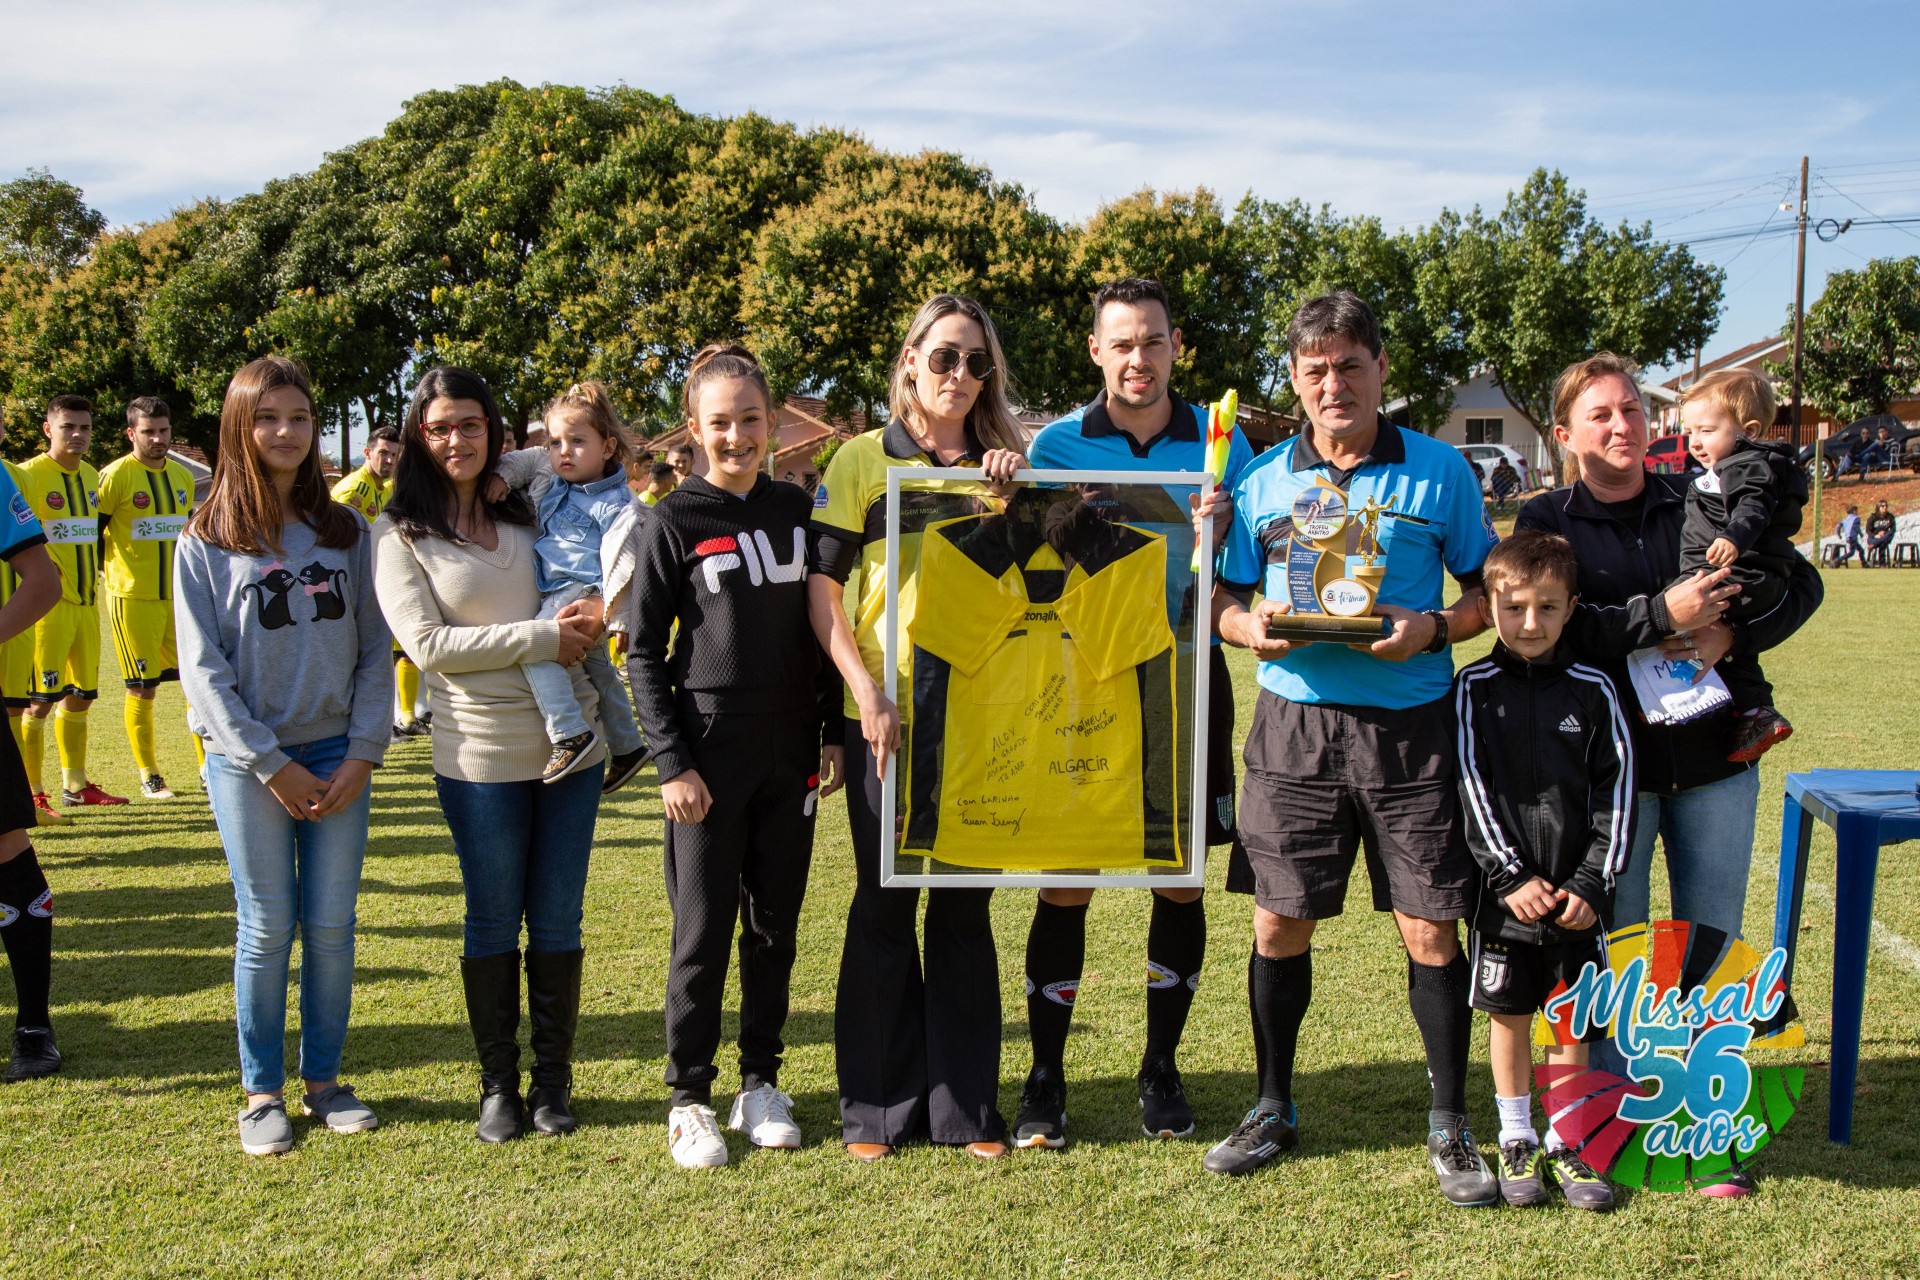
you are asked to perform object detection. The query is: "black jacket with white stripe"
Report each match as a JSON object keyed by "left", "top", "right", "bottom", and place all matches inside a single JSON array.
[{"left": 1454, "top": 642, "right": 1636, "bottom": 945}]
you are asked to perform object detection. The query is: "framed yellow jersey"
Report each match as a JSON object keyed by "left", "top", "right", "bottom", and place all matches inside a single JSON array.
[
  {"left": 17, "top": 453, "right": 102, "bottom": 607},
  {"left": 97, "top": 454, "right": 195, "bottom": 601},
  {"left": 881, "top": 468, "right": 1213, "bottom": 889},
  {"left": 330, "top": 465, "right": 388, "bottom": 522}
]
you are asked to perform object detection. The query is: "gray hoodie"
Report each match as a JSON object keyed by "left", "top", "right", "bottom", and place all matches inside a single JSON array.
[{"left": 174, "top": 518, "right": 393, "bottom": 783}]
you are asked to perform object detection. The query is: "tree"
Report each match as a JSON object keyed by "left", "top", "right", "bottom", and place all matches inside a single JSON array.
[
  {"left": 742, "top": 145, "right": 1078, "bottom": 421},
  {"left": 1429, "top": 169, "right": 1724, "bottom": 465},
  {"left": 1238, "top": 197, "right": 1470, "bottom": 429},
  {"left": 1074, "top": 188, "right": 1263, "bottom": 407},
  {"left": 1, "top": 209, "right": 214, "bottom": 460},
  {"left": 0, "top": 168, "right": 107, "bottom": 277},
  {"left": 1774, "top": 256, "right": 1920, "bottom": 423}
]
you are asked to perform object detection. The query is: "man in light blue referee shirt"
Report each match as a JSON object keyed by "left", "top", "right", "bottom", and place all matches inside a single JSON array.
[
  {"left": 1012, "top": 277, "right": 1255, "bottom": 1151},
  {"left": 1205, "top": 291, "right": 1503, "bottom": 1207}
]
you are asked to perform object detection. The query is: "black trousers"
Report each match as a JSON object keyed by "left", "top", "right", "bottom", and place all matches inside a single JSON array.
[
  {"left": 835, "top": 718, "right": 1005, "bottom": 1146},
  {"left": 662, "top": 710, "right": 818, "bottom": 1106}
]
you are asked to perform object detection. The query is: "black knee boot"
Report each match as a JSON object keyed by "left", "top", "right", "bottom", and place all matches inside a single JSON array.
[
  {"left": 525, "top": 949, "right": 583, "bottom": 1136},
  {"left": 461, "top": 950, "right": 524, "bottom": 1143}
]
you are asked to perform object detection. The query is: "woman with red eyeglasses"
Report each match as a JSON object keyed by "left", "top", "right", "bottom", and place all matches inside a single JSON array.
[
  {"left": 374, "top": 367, "right": 609, "bottom": 1144},
  {"left": 808, "top": 294, "right": 1027, "bottom": 1161}
]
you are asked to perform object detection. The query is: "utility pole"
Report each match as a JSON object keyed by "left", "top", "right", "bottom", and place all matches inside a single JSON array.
[
  {"left": 1791, "top": 156, "right": 1808, "bottom": 446},
  {"left": 1790, "top": 157, "right": 1825, "bottom": 562}
]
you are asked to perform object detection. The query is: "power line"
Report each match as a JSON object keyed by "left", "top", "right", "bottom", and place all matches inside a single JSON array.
[{"left": 1813, "top": 177, "right": 1920, "bottom": 245}]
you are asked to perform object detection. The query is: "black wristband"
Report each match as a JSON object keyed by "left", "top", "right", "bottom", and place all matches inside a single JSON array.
[{"left": 1420, "top": 610, "right": 1450, "bottom": 654}]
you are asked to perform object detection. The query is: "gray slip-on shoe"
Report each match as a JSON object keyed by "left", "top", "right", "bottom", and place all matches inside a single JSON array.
[
  {"left": 302, "top": 1083, "right": 379, "bottom": 1134},
  {"left": 238, "top": 1098, "right": 294, "bottom": 1156}
]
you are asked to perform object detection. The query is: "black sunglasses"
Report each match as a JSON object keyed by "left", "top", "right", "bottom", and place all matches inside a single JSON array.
[{"left": 925, "top": 346, "right": 994, "bottom": 381}]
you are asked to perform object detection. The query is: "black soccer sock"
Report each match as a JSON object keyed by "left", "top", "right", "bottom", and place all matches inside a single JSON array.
[
  {"left": 1143, "top": 892, "right": 1206, "bottom": 1063},
  {"left": 1025, "top": 899, "right": 1088, "bottom": 1075},
  {"left": 1249, "top": 949, "right": 1311, "bottom": 1112},
  {"left": 0, "top": 848, "right": 52, "bottom": 1029},
  {"left": 1408, "top": 953, "right": 1472, "bottom": 1132}
]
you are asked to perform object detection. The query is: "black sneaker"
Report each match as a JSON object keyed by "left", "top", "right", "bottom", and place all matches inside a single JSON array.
[
  {"left": 542, "top": 730, "right": 599, "bottom": 784},
  {"left": 1137, "top": 1055, "right": 1195, "bottom": 1138},
  {"left": 1201, "top": 1104, "right": 1297, "bottom": 1176},
  {"left": 140, "top": 774, "right": 176, "bottom": 801},
  {"left": 1728, "top": 708, "right": 1792, "bottom": 762},
  {"left": 1013, "top": 1065, "right": 1067, "bottom": 1149},
  {"left": 1426, "top": 1125, "right": 1498, "bottom": 1207},
  {"left": 1549, "top": 1146, "right": 1619, "bottom": 1210},
  {"left": 601, "top": 747, "right": 647, "bottom": 795},
  {"left": 1497, "top": 1138, "right": 1550, "bottom": 1207},
  {"left": 6, "top": 1027, "right": 62, "bottom": 1082}
]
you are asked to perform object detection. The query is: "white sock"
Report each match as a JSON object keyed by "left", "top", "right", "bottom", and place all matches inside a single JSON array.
[
  {"left": 1545, "top": 1120, "right": 1570, "bottom": 1153},
  {"left": 1496, "top": 1093, "right": 1538, "bottom": 1147}
]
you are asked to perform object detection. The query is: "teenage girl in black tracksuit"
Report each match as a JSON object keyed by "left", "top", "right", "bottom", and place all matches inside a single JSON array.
[{"left": 626, "top": 345, "right": 841, "bottom": 1166}]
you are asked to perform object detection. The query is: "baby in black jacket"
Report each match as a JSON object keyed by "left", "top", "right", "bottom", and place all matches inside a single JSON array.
[
  {"left": 1674, "top": 369, "right": 1810, "bottom": 761},
  {"left": 1455, "top": 530, "right": 1634, "bottom": 1211}
]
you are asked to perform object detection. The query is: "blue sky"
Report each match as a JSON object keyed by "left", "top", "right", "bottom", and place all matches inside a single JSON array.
[{"left": 4, "top": 0, "right": 1917, "bottom": 374}]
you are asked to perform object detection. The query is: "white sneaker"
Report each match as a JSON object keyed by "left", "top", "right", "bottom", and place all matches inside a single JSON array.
[
  {"left": 667, "top": 1103, "right": 728, "bottom": 1168},
  {"left": 728, "top": 1084, "right": 802, "bottom": 1149}
]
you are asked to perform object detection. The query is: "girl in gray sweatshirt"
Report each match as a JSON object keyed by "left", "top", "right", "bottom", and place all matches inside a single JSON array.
[{"left": 173, "top": 356, "right": 393, "bottom": 1156}]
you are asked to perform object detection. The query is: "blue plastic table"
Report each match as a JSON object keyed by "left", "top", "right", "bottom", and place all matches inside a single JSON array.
[{"left": 1770, "top": 769, "right": 1920, "bottom": 1144}]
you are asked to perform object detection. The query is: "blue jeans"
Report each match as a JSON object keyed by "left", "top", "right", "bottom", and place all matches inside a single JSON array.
[
  {"left": 524, "top": 646, "right": 642, "bottom": 755},
  {"left": 1595, "top": 765, "right": 1761, "bottom": 1078},
  {"left": 521, "top": 583, "right": 642, "bottom": 755},
  {"left": 435, "top": 762, "right": 605, "bottom": 956},
  {"left": 207, "top": 736, "right": 371, "bottom": 1094}
]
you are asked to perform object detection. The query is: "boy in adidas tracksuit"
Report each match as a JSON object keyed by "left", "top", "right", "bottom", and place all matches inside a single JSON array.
[{"left": 1453, "top": 530, "right": 1635, "bottom": 1212}]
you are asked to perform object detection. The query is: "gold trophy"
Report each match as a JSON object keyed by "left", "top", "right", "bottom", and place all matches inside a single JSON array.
[{"left": 1264, "top": 482, "right": 1396, "bottom": 646}]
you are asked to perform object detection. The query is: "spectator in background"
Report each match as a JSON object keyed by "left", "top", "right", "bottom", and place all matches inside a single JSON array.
[
  {"left": 1490, "top": 459, "right": 1522, "bottom": 514},
  {"left": 666, "top": 442, "right": 698, "bottom": 482},
  {"left": 638, "top": 462, "right": 677, "bottom": 507},
  {"left": 1837, "top": 506, "right": 1866, "bottom": 566},
  {"left": 1853, "top": 429, "right": 1891, "bottom": 481},
  {"left": 1865, "top": 499, "right": 1897, "bottom": 567}
]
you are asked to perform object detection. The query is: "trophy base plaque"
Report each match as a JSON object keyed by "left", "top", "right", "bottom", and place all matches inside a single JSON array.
[{"left": 1266, "top": 614, "right": 1391, "bottom": 646}]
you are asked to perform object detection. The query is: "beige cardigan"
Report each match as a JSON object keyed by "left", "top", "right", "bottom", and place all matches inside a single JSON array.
[{"left": 372, "top": 517, "right": 605, "bottom": 783}]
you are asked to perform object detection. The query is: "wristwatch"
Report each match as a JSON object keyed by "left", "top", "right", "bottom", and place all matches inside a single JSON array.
[{"left": 1420, "top": 610, "right": 1450, "bottom": 654}]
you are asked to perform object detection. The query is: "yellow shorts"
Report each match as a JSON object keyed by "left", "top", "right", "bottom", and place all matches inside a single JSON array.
[
  {"left": 0, "top": 632, "right": 31, "bottom": 707},
  {"left": 31, "top": 599, "right": 100, "bottom": 702},
  {"left": 107, "top": 594, "right": 179, "bottom": 689}
]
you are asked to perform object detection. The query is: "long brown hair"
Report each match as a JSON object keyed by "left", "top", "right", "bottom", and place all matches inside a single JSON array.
[
  {"left": 887, "top": 294, "right": 1024, "bottom": 453},
  {"left": 185, "top": 356, "right": 360, "bottom": 555}
]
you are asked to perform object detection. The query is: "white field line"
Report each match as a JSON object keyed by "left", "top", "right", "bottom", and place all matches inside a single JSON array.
[{"left": 1805, "top": 880, "right": 1920, "bottom": 981}]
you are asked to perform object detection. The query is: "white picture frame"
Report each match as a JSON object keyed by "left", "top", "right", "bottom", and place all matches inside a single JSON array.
[{"left": 878, "top": 467, "right": 1214, "bottom": 888}]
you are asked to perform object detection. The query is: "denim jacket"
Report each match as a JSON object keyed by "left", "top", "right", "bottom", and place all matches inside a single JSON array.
[{"left": 496, "top": 448, "right": 639, "bottom": 594}]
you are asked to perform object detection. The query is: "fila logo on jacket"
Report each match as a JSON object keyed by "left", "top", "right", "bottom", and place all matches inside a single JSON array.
[{"left": 693, "top": 528, "right": 806, "bottom": 593}]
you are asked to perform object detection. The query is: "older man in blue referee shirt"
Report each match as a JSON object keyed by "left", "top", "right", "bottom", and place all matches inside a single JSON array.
[{"left": 1205, "top": 291, "right": 1502, "bottom": 1205}]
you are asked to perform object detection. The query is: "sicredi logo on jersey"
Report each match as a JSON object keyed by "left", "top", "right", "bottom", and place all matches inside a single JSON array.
[{"left": 692, "top": 529, "right": 807, "bottom": 594}]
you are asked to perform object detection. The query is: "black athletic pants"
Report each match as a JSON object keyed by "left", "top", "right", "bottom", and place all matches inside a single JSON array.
[
  {"left": 662, "top": 709, "right": 818, "bottom": 1107},
  {"left": 835, "top": 718, "right": 1006, "bottom": 1146}
]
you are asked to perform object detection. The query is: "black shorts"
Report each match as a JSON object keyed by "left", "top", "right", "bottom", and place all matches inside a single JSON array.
[
  {"left": 1204, "top": 646, "right": 1237, "bottom": 846},
  {"left": 1226, "top": 691, "right": 1473, "bottom": 921},
  {"left": 1469, "top": 931, "right": 1611, "bottom": 1041}
]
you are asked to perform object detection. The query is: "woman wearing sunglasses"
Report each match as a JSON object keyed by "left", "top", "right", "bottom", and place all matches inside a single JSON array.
[
  {"left": 374, "top": 367, "right": 609, "bottom": 1143},
  {"left": 808, "top": 293, "right": 1027, "bottom": 1160}
]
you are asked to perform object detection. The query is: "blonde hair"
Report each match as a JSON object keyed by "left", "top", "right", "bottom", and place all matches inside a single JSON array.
[
  {"left": 888, "top": 294, "right": 1024, "bottom": 453},
  {"left": 1551, "top": 352, "right": 1642, "bottom": 429},
  {"left": 541, "top": 380, "right": 633, "bottom": 467},
  {"left": 1681, "top": 368, "right": 1775, "bottom": 436}
]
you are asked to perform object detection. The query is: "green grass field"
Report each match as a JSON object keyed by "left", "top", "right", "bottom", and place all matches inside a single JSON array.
[{"left": 1, "top": 571, "right": 1916, "bottom": 1279}]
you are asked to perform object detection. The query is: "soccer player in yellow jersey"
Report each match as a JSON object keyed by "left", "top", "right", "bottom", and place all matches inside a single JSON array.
[
  {"left": 18, "top": 395, "right": 125, "bottom": 821},
  {"left": 330, "top": 427, "right": 423, "bottom": 735},
  {"left": 97, "top": 397, "right": 197, "bottom": 800}
]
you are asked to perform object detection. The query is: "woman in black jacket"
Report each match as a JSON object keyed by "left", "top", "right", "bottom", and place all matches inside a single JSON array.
[
  {"left": 1515, "top": 354, "right": 1823, "bottom": 1197},
  {"left": 625, "top": 344, "right": 842, "bottom": 1170}
]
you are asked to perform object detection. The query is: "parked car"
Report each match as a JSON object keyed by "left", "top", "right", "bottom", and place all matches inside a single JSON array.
[
  {"left": 1644, "top": 434, "right": 1702, "bottom": 476},
  {"left": 1455, "top": 443, "right": 1533, "bottom": 495},
  {"left": 1797, "top": 414, "right": 1920, "bottom": 481}
]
